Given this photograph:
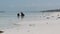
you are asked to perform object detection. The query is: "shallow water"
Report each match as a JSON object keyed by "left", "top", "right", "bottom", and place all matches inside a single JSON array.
[{"left": 0, "top": 11, "right": 60, "bottom": 29}]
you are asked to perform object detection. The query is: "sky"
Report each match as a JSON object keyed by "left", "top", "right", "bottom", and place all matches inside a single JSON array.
[{"left": 0, "top": 0, "right": 60, "bottom": 11}]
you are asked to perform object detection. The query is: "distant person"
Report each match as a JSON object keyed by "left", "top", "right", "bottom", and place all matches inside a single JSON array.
[
  {"left": 17, "top": 13, "right": 20, "bottom": 18},
  {"left": 21, "top": 12, "right": 25, "bottom": 19},
  {"left": 21, "top": 12, "right": 25, "bottom": 17}
]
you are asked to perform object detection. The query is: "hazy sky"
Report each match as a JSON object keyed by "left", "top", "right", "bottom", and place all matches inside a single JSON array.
[{"left": 0, "top": 0, "right": 60, "bottom": 11}]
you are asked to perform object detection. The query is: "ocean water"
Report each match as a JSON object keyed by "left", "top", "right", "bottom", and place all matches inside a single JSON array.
[{"left": 0, "top": 11, "right": 60, "bottom": 29}]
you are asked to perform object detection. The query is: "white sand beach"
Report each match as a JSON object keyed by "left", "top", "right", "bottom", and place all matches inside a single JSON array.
[
  {"left": 1, "top": 0, "right": 60, "bottom": 34},
  {"left": 2, "top": 23, "right": 60, "bottom": 34},
  {"left": 1, "top": 12, "right": 60, "bottom": 34}
]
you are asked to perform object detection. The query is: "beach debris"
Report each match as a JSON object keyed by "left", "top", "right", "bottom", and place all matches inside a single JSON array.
[
  {"left": 51, "top": 16, "right": 54, "bottom": 17},
  {"left": 56, "top": 17, "right": 60, "bottom": 20},
  {"left": 46, "top": 17, "right": 50, "bottom": 19},
  {"left": 57, "top": 14, "right": 59, "bottom": 16},
  {"left": 57, "top": 17, "right": 60, "bottom": 18},
  {"left": 0, "top": 31, "right": 4, "bottom": 34},
  {"left": 29, "top": 24, "right": 35, "bottom": 27}
]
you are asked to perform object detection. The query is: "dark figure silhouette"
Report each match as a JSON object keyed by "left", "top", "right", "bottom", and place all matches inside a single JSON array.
[
  {"left": 21, "top": 12, "right": 25, "bottom": 19},
  {"left": 17, "top": 13, "right": 20, "bottom": 18},
  {"left": 21, "top": 12, "right": 25, "bottom": 16},
  {"left": 0, "top": 31, "right": 4, "bottom": 34}
]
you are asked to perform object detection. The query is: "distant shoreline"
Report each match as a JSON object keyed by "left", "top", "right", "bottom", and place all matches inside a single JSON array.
[
  {"left": 0, "top": 11, "right": 5, "bottom": 13},
  {"left": 41, "top": 9, "right": 60, "bottom": 12}
]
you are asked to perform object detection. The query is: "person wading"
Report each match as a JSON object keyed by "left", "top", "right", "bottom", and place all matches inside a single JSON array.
[
  {"left": 20, "top": 12, "right": 25, "bottom": 19},
  {"left": 17, "top": 13, "right": 20, "bottom": 18},
  {"left": 21, "top": 12, "right": 25, "bottom": 17}
]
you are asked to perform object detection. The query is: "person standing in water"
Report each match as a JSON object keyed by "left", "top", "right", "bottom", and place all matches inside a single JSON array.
[
  {"left": 17, "top": 13, "right": 20, "bottom": 18},
  {"left": 21, "top": 12, "right": 25, "bottom": 16},
  {"left": 20, "top": 12, "right": 25, "bottom": 19},
  {"left": 17, "top": 12, "right": 25, "bottom": 19}
]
